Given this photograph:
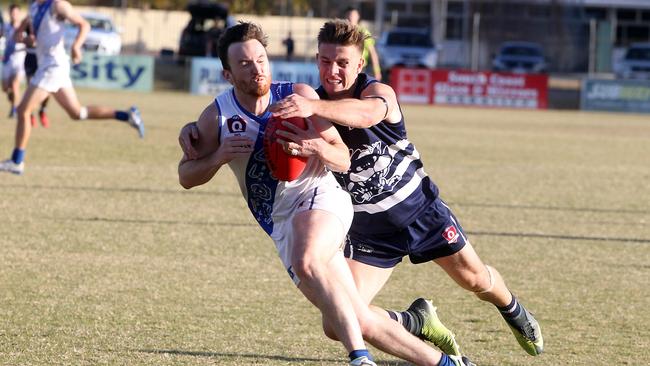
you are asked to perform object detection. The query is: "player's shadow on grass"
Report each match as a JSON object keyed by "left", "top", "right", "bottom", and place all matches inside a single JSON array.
[{"left": 136, "top": 348, "right": 411, "bottom": 365}]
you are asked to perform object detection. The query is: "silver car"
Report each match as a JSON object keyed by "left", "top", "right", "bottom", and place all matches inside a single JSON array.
[
  {"left": 64, "top": 13, "right": 122, "bottom": 55},
  {"left": 376, "top": 28, "right": 437, "bottom": 70},
  {"left": 616, "top": 43, "right": 650, "bottom": 80},
  {"left": 492, "top": 41, "right": 547, "bottom": 74}
]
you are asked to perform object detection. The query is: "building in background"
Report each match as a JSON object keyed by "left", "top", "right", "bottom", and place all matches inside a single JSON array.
[{"left": 338, "top": 0, "right": 650, "bottom": 73}]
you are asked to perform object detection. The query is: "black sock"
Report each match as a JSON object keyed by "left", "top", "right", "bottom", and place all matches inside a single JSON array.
[
  {"left": 387, "top": 309, "right": 422, "bottom": 336},
  {"left": 115, "top": 111, "right": 129, "bottom": 121},
  {"left": 497, "top": 293, "right": 522, "bottom": 322}
]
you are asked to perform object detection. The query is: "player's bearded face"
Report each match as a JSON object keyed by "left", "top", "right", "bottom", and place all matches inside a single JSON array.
[
  {"left": 317, "top": 43, "right": 364, "bottom": 98},
  {"left": 227, "top": 40, "right": 272, "bottom": 97}
]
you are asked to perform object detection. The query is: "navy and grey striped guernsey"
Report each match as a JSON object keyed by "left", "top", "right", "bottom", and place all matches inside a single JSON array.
[{"left": 316, "top": 73, "right": 440, "bottom": 235}]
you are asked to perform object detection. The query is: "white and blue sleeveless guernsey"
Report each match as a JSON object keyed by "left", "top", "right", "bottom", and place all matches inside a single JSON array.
[
  {"left": 30, "top": 0, "right": 68, "bottom": 69},
  {"left": 317, "top": 73, "right": 439, "bottom": 236},
  {"left": 215, "top": 82, "right": 335, "bottom": 236}
]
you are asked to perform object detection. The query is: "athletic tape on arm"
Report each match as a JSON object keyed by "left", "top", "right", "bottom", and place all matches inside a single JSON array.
[{"left": 364, "top": 95, "right": 389, "bottom": 120}]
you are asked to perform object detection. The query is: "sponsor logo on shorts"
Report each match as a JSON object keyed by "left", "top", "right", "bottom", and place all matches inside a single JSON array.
[
  {"left": 227, "top": 115, "right": 246, "bottom": 134},
  {"left": 356, "top": 243, "right": 375, "bottom": 254},
  {"left": 443, "top": 225, "right": 459, "bottom": 244}
]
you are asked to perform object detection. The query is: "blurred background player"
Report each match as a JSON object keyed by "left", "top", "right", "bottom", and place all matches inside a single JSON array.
[
  {"left": 282, "top": 31, "right": 295, "bottom": 61},
  {"left": 1, "top": 4, "right": 26, "bottom": 119},
  {"left": 0, "top": 0, "right": 144, "bottom": 175},
  {"left": 21, "top": 1, "right": 51, "bottom": 128},
  {"left": 344, "top": 6, "right": 382, "bottom": 81}
]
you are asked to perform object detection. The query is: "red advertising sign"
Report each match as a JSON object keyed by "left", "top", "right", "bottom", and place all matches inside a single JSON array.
[
  {"left": 391, "top": 68, "right": 548, "bottom": 109},
  {"left": 390, "top": 68, "right": 432, "bottom": 104}
]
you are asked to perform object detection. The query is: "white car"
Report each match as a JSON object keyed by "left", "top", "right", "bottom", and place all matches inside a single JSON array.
[
  {"left": 64, "top": 13, "right": 121, "bottom": 55},
  {"left": 376, "top": 28, "right": 438, "bottom": 70},
  {"left": 616, "top": 43, "right": 650, "bottom": 80}
]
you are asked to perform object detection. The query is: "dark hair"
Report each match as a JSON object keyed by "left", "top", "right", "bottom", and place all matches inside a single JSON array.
[
  {"left": 9, "top": 3, "right": 19, "bottom": 11},
  {"left": 344, "top": 6, "right": 358, "bottom": 14},
  {"left": 217, "top": 21, "right": 268, "bottom": 70},
  {"left": 317, "top": 19, "right": 367, "bottom": 53}
]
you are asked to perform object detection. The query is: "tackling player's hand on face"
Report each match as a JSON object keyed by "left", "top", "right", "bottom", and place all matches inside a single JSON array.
[
  {"left": 269, "top": 93, "right": 314, "bottom": 119},
  {"left": 275, "top": 118, "right": 321, "bottom": 157},
  {"left": 217, "top": 135, "right": 254, "bottom": 163},
  {"left": 179, "top": 121, "right": 200, "bottom": 160}
]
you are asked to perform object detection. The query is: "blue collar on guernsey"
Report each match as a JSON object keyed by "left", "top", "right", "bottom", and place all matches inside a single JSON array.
[
  {"left": 232, "top": 88, "right": 276, "bottom": 236},
  {"left": 32, "top": 0, "right": 54, "bottom": 37},
  {"left": 238, "top": 82, "right": 294, "bottom": 236}
]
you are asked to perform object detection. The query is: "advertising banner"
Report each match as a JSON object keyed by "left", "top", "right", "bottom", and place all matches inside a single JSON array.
[
  {"left": 581, "top": 78, "right": 650, "bottom": 114},
  {"left": 71, "top": 54, "right": 154, "bottom": 92},
  {"left": 389, "top": 68, "right": 432, "bottom": 104},
  {"left": 190, "top": 58, "right": 320, "bottom": 96},
  {"left": 271, "top": 61, "right": 320, "bottom": 88},
  {"left": 190, "top": 57, "right": 228, "bottom": 96},
  {"left": 391, "top": 68, "right": 548, "bottom": 109}
]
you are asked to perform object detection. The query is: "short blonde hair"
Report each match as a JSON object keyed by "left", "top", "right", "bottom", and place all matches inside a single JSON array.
[{"left": 317, "top": 19, "right": 368, "bottom": 53}]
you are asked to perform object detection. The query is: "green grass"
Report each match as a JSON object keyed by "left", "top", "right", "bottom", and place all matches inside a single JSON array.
[{"left": 1, "top": 89, "right": 649, "bottom": 365}]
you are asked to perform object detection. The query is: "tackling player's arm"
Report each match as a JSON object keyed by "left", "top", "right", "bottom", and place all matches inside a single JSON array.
[
  {"left": 178, "top": 103, "right": 253, "bottom": 189},
  {"left": 271, "top": 82, "right": 400, "bottom": 129},
  {"left": 55, "top": 0, "right": 89, "bottom": 64},
  {"left": 276, "top": 83, "right": 350, "bottom": 173}
]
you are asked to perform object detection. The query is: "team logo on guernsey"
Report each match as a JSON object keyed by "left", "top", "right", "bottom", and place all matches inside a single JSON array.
[
  {"left": 226, "top": 115, "right": 246, "bottom": 134},
  {"left": 344, "top": 141, "right": 401, "bottom": 203},
  {"left": 443, "top": 225, "right": 460, "bottom": 244}
]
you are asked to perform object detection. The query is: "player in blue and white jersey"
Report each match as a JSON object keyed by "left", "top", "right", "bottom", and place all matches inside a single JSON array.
[
  {"left": 178, "top": 21, "right": 471, "bottom": 366},
  {"left": 269, "top": 20, "right": 544, "bottom": 357},
  {"left": 0, "top": 0, "right": 144, "bottom": 175},
  {"left": 1, "top": 4, "right": 26, "bottom": 118}
]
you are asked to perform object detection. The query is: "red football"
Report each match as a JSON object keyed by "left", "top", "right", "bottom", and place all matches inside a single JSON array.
[{"left": 263, "top": 116, "right": 308, "bottom": 181}]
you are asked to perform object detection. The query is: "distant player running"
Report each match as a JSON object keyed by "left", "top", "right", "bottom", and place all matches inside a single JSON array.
[
  {"left": 1, "top": 4, "right": 26, "bottom": 119},
  {"left": 21, "top": 1, "right": 51, "bottom": 128},
  {"left": 0, "top": 0, "right": 144, "bottom": 175}
]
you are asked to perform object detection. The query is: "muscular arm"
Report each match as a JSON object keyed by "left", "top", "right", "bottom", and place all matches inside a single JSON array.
[
  {"left": 278, "top": 84, "right": 351, "bottom": 172},
  {"left": 271, "top": 82, "right": 401, "bottom": 129},
  {"left": 55, "top": 0, "right": 89, "bottom": 63},
  {"left": 178, "top": 103, "right": 254, "bottom": 189}
]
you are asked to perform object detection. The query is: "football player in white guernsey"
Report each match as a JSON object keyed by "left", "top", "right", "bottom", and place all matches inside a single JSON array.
[
  {"left": 267, "top": 20, "right": 544, "bottom": 358},
  {"left": 0, "top": 0, "right": 144, "bottom": 175},
  {"left": 178, "top": 22, "right": 471, "bottom": 366},
  {"left": 1, "top": 4, "right": 26, "bottom": 118}
]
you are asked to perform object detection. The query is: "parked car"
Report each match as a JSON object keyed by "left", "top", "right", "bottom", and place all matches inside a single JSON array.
[
  {"left": 64, "top": 12, "right": 121, "bottom": 55},
  {"left": 616, "top": 43, "right": 650, "bottom": 80},
  {"left": 376, "top": 27, "right": 438, "bottom": 70},
  {"left": 492, "top": 41, "right": 547, "bottom": 74},
  {"left": 178, "top": 1, "right": 229, "bottom": 58}
]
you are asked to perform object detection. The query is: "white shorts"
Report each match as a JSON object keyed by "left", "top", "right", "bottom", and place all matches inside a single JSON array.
[
  {"left": 30, "top": 63, "right": 73, "bottom": 93},
  {"left": 271, "top": 181, "right": 354, "bottom": 286},
  {"left": 2, "top": 53, "right": 26, "bottom": 81}
]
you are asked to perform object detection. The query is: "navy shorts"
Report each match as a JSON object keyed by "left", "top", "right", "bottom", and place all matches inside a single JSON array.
[
  {"left": 344, "top": 198, "right": 467, "bottom": 268},
  {"left": 24, "top": 53, "right": 38, "bottom": 77}
]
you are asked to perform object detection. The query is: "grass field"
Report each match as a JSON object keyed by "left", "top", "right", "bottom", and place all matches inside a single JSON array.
[{"left": 0, "top": 88, "right": 648, "bottom": 365}]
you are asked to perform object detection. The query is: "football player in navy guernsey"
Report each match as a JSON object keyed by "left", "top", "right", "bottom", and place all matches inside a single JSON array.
[
  {"left": 269, "top": 20, "right": 545, "bottom": 358},
  {"left": 178, "top": 21, "right": 472, "bottom": 366}
]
